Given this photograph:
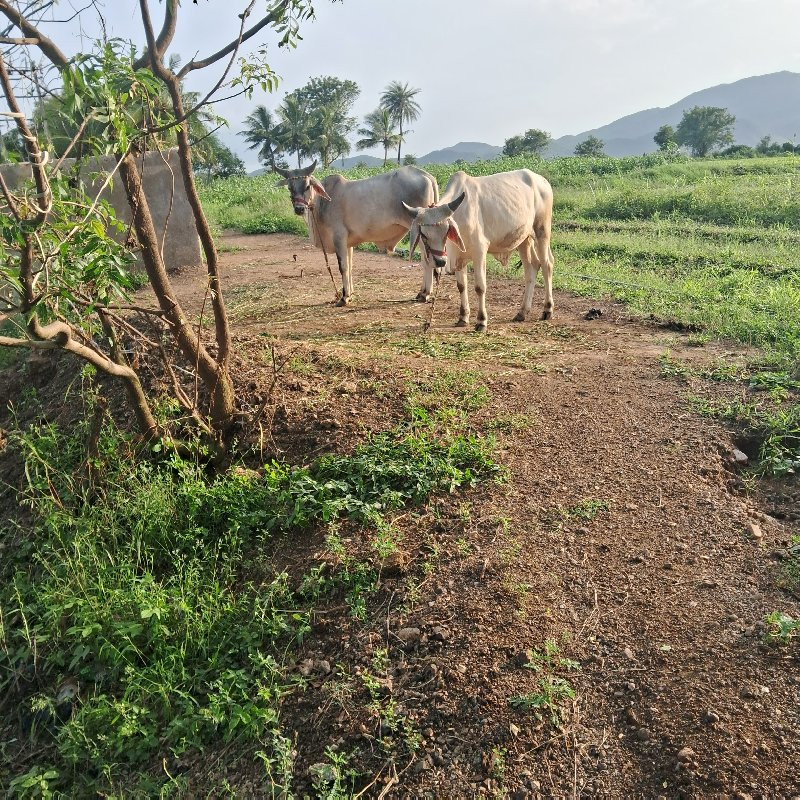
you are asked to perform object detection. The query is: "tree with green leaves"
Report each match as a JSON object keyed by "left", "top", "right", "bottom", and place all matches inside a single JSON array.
[
  {"left": 357, "top": 108, "right": 402, "bottom": 165},
  {"left": 294, "top": 76, "right": 359, "bottom": 167},
  {"left": 0, "top": 127, "right": 25, "bottom": 162},
  {"left": 0, "top": 0, "right": 319, "bottom": 455},
  {"left": 574, "top": 135, "right": 605, "bottom": 157},
  {"left": 675, "top": 106, "right": 735, "bottom": 157},
  {"left": 194, "top": 133, "right": 246, "bottom": 179},
  {"left": 503, "top": 128, "right": 552, "bottom": 157},
  {"left": 379, "top": 80, "right": 421, "bottom": 164},
  {"left": 240, "top": 104, "right": 286, "bottom": 167},
  {"left": 278, "top": 93, "right": 311, "bottom": 168},
  {"left": 310, "top": 101, "right": 352, "bottom": 167},
  {"left": 654, "top": 124, "right": 677, "bottom": 152}
]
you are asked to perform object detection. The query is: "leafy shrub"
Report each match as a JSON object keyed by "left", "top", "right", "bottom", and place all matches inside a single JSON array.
[{"left": 1, "top": 413, "right": 499, "bottom": 794}]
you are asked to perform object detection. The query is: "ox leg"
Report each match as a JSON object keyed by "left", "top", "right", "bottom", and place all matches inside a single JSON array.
[
  {"left": 347, "top": 246, "right": 356, "bottom": 299},
  {"left": 534, "top": 234, "right": 554, "bottom": 321},
  {"left": 335, "top": 239, "right": 352, "bottom": 306},
  {"left": 514, "top": 239, "right": 538, "bottom": 322},
  {"left": 455, "top": 267, "right": 470, "bottom": 326},
  {"left": 474, "top": 253, "right": 489, "bottom": 332}
]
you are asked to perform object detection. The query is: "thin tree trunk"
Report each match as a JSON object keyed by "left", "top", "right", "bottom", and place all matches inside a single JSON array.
[
  {"left": 397, "top": 119, "right": 403, "bottom": 164},
  {"left": 162, "top": 76, "right": 233, "bottom": 366},
  {"left": 118, "top": 152, "right": 234, "bottom": 433}
]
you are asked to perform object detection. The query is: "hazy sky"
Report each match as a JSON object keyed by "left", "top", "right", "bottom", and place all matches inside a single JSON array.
[{"left": 23, "top": 0, "right": 800, "bottom": 168}]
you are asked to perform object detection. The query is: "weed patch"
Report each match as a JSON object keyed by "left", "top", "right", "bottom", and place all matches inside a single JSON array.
[
  {"left": 508, "top": 639, "right": 579, "bottom": 727},
  {"left": 1, "top": 407, "right": 500, "bottom": 795}
]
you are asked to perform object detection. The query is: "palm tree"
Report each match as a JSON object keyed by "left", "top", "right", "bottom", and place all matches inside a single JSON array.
[
  {"left": 240, "top": 105, "right": 285, "bottom": 167},
  {"left": 311, "top": 101, "right": 351, "bottom": 168},
  {"left": 356, "top": 108, "right": 401, "bottom": 166},
  {"left": 379, "top": 81, "right": 421, "bottom": 164},
  {"left": 278, "top": 93, "right": 312, "bottom": 168}
]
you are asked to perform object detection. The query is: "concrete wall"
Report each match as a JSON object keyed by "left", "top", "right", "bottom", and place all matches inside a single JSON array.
[{"left": 0, "top": 149, "right": 202, "bottom": 272}]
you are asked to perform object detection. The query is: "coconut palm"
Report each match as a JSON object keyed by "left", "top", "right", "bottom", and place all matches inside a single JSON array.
[
  {"left": 311, "top": 101, "right": 352, "bottom": 168},
  {"left": 278, "top": 93, "right": 312, "bottom": 168},
  {"left": 356, "top": 108, "right": 401, "bottom": 166},
  {"left": 379, "top": 81, "right": 421, "bottom": 164},
  {"left": 240, "top": 105, "right": 285, "bottom": 167}
]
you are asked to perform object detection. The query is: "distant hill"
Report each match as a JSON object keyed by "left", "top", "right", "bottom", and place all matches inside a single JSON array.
[
  {"left": 336, "top": 154, "right": 385, "bottom": 168},
  {"left": 419, "top": 141, "right": 502, "bottom": 165},
  {"left": 243, "top": 72, "right": 800, "bottom": 176},
  {"left": 547, "top": 71, "right": 800, "bottom": 157},
  {"left": 246, "top": 143, "right": 502, "bottom": 175}
]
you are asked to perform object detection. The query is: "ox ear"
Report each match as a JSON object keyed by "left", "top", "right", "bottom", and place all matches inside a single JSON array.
[
  {"left": 310, "top": 176, "right": 331, "bottom": 201},
  {"left": 402, "top": 201, "right": 419, "bottom": 221},
  {"left": 275, "top": 178, "right": 289, "bottom": 188},
  {"left": 447, "top": 191, "right": 466, "bottom": 214},
  {"left": 447, "top": 220, "right": 466, "bottom": 252}
]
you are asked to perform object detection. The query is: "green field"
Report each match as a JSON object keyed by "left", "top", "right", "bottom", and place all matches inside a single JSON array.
[{"left": 200, "top": 153, "right": 800, "bottom": 358}]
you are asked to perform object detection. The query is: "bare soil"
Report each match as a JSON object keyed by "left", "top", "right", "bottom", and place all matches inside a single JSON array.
[
  {"left": 192, "top": 234, "right": 800, "bottom": 799},
  {"left": 6, "top": 232, "right": 800, "bottom": 798}
]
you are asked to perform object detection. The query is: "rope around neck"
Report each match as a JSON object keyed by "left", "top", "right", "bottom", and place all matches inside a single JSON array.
[
  {"left": 422, "top": 270, "right": 441, "bottom": 333},
  {"left": 309, "top": 203, "right": 340, "bottom": 302}
]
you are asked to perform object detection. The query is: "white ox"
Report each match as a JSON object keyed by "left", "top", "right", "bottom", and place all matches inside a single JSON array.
[
  {"left": 275, "top": 162, "right": 439, "bottom": 306},
  {"left": 402, "top": 169, "right": 555, "bottom": 330}
]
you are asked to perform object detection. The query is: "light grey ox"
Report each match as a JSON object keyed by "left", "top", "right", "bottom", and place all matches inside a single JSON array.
[
  {"left": 275, "top": 162, "right": 440, "bottom": 306},
  {"left": 402, "top": 169, "right": 555, "bottom": 331}
]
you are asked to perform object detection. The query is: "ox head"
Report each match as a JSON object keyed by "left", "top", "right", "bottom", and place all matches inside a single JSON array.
[
  {"left": 402, "top": 192, "right": 466, "bottom": 274},
  {"left": 274, "top": 161, "right": 331, "bottom": 215}
]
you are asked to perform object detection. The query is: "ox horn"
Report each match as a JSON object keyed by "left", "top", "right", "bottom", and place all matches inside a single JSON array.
[
  {"left": 448, "top": 191, "right": 466, "bottom": 213},
  {"left": 298, "top": 160, "right": 318, "bottom": 177},
  {"left": 273, "top": 164, "right": 292, "bottom": 178},
  {"left": 402, "top": 201, "right": 419, "bottom": 219}
]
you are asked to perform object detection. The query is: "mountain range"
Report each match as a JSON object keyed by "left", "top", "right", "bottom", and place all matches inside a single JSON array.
[
  {"left": 248, "top": 71, "right": 800, "bottom": 174},
  {"left": 545, "top": 71, "right": 800, "bottom": 156}
]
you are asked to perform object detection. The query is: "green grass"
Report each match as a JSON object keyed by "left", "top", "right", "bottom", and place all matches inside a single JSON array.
[
  {"left": 199, "top": 152, "right": 800, "bottom": 479},
  {"left": 200, "top": 153, "right": 800, "bottom": 358},
  {"left": 0, "top": 406, "right": 500, "bottom": 796}
]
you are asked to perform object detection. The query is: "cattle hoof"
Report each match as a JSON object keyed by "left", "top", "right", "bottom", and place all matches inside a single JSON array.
[
  {"left": 454, "top": 319, "right": 468, "bottom": 328},
  {"left": 415, "top": 292, "right": 429, "bottom": 303},
  {"left": 540, "top": 310, "right": 552, "bottom": 321},
  {"left": 336, "top": 297, "right": 350, "bottom": 307},
  {"left": 474, "top": 322, "right": 487, "bottom": 333},
  {"left": 513, "top": 312, "right": 526, "bottom": 323}
]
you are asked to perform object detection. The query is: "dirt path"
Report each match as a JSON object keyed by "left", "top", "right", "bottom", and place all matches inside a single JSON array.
[{"left": 172, "top": 233, "right": 800, "bottom": 798}]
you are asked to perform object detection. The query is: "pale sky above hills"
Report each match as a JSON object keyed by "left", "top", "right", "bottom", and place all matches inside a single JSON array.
[{"left": 21, "top": 0, "right": 800, "bottom": 168}]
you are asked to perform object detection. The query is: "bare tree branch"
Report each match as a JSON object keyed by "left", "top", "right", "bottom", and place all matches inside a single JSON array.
[
  {"left": 133, "top": 0, "right": 178, "bottom": 70},
  {"left": 0, "top": 1, "right": 69, "bottom": 67},
  {"left": 176, "top": 1, "right": 282, "bottom": 79}
]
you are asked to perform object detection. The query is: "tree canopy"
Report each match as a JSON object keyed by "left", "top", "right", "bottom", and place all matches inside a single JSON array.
[
  {"left": 357, "top": 108, "right": 402, "bottom": 165},
  {"left": 574, "top": 135, "right": 605, "bottom": 157},
  {"left": 379, "top": 81, "right": 421, "bottom": 164},
  {"left": 239, "top": 75, "right": 360, "bottom": 168},
  {"left": 675, "top": 106, "right": 736, "bottom": 157},
  {"left": 503, "top": 128, "right": 552, "bottom": 157},
  {"left": 654, "top": 124, "right": 677, "bottom": 152}
]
